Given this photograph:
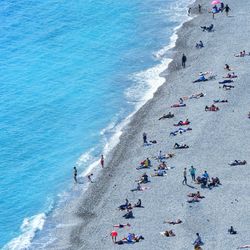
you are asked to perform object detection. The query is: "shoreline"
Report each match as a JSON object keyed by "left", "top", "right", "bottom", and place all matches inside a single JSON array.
[{"left": 34, "top": 0, "right": 250, "bottom": 249}]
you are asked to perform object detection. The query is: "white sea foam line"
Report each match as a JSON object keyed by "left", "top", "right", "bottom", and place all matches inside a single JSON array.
[{"left": 3, "top": 214, "right": 46, "bottom": 250}]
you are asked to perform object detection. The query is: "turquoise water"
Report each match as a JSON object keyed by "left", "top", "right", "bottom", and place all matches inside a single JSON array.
[{"left": 0, "top": 0, "right": 191, "bottom": 248}]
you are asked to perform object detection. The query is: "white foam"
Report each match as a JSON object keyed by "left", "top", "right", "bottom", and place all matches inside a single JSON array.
[{"left": 3, "top": 214, "right": 46, "bottom": 250}]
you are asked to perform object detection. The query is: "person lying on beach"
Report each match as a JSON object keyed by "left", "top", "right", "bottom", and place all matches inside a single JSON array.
[
  {"left": 189, "top": 92, "right": 205, "bottom": 99},
  {"left": 134, "top": 199, "right": 142, "bottom": 208},
  {"left": 113, "top": 223, "right": 131, "bottom": 228},
  {"left": 208, "top": 177, "right": 221, "bottom": 188},
  {"left": 213, "top": 99, "right": 228, "bottom": 103},
  {"left": 196, "top": 41, "right": 204, "bottom": 49},
  {"left": 223, "top": 72, "right": 237, "bottom": 78},
  {"left": 237, "top": 245, "right": 250, "bottom": 249},
  {"left": 171, "top": 103, "right": 186, "bottom": 108},
  {"left": 160, "top": 230, "right": 176, "bottom": 237},
  {"left": 155, "top": 161, "right": 168, "bottom": 171},
  {"left": 174, "top": 143, "right": 189, "bottom": 149},
  {"left": 164, "top": 219, "right": 182, "bottom": 225},
  {"left": 194, "top": 246, "right": 203, "bottom": 250},
  {"left": 187, "top": 191, "right": 205, "bottom": 198},
  {"left": 149, "top": 140, "right": 157, "bottom": 144},
  {"left": 221, "top": 84, "right": 235, "bottom": 90},
  {"left": 200, "top": 24, "right": 214, "bottom": 32},
  {"left": 123, "top": 210, "right": 134, "bottom": 219},
  {"left": 174, "top": 119, "right": 190, "bottom": 126},
  {"left": 193, "top": 74, "right": 208, "bottom": 83},
  {"left": 131, "top": 183, "right": 143, "bottom": 192},
  {"left": 159, "top": 112, "right": 174, "bottom": 120},
  {"left": 136, "top": 158, "right": 151, "bottom": 170},
  {"left": 234, "top": 51, "right": 249, "bottom": 57},
  {"left": 228, "top": 226, "right": 237, "bottom": 234},
  {"left": 170, "top": 127, "right": 192, "bottom": 136},
  {"left": 121, "top": 233, "right": 144, "bottom": 243},
  {"left": 118, "top": 199, "right": 129, "bottom": 210},
  {"left": 187, "top": 194, "right": 200, "bottom": 203},
  {"left": 229, "top": 160, "right": 247, "bottom": 166},
  {"left": 138, "top": 173, "right": 149, "bottom": 183},
  {"left": 224, "top": 64, "right": 232, "bottom": 71},
  {"left": 205, "top": 105, "right": 219, "bottom": 111},
  {"left": 166, "top": 153, "right": 175, "bottom": 158},
  {"left": 151, "top": 169, "right": 166, "bottom": 177},
  {"left": 219, "top": 79, "right": 234, "bottom": 84}
]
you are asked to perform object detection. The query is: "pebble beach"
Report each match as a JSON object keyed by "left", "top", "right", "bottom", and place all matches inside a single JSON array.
[{"left": 45, "top": 0, "right": 250, "bottom": 249}]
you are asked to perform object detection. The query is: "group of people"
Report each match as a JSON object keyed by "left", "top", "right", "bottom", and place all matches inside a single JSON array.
[{"left": 107, "top": 2, "right": 245, "bottom": 249}]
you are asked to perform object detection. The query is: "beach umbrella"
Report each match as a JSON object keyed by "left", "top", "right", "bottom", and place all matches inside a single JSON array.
[{"left": 211, "top": 0, "right": 220, "bottom": 4}]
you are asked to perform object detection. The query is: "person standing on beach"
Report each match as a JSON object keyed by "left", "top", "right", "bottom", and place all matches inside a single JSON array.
[
  {"left": 189, "top": 166, "right": 196, "bottom": 181},
  {"left": 110, "top": 230, "right": 118, "bottom": 243},
  {"left": 225, "top": 4, "right": 231, "bottom": 16},
  {"left": 198, "top": 4, "right": 201, "bottom": 13},
  {"left": 182, "top": 168, "right": 187, "bottom": 185},
  {"left": 73, "top": 166, "right": 77, "bottom": 184},
  {"left": 100, "top": 154, "right": 104, "bottom": 168},
  {"left": 182, "top": 54, "right": 187, "bottom": 68},
  {"left": 188, "top": 7, "right": 191, "bottom": 16},
  {"left": 143, "top": 132, "right": 147, "bottom": 145}
]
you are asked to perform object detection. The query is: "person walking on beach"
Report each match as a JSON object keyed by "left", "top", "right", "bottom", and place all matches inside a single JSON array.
[
  {"left": 87, "top": 173, "right": 93, "bottom": 183},
  {"left": 189, "top": 166, "right": 196, "bottom": 181},
  {"left": 188, "top": 7, "right": 191, "bottom": 16},
  {"left": 182, "top": 168, "right": 187, "bottom": 185},
  {"left": 182, "top": 54, "right": 187, "bottom": 68},
  {"left": 100, "top": 154, "right": 104, "bottom": 168},
  {"left": 225, "top": 4, "right": 231, "bottom": 16},
  {"left": 73, "top": 166, "right": 77, "bottom": 184},
  {"left": 198, "top": 4, "right": 201, "bottom": 13},
  {"left": 143, "top": 132, "right": 148, "bottom": 145}
]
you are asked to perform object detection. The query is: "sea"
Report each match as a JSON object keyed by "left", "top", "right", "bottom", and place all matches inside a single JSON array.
[{"left": 0, "top": 0, "right": 194, "bottom": 249}]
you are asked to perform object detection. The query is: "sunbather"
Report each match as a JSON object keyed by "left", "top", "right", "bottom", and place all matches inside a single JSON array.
[
  {"left": 208, "top": 177, "right": 221, "bottom": 188},
  {"left": 171, "top": 103, "right": 186, "bottom": 108},
  {"left": 219, "top": 79, "right": 234, "bottom": 84},
  {"left": 201, "top": 24, "right": 214, "bottom": 32},
  {"left": 187, "top": 191, "right": 205, "bottom": 198},
  {"left": 151, "top": 169, "right": 165, "bottom": 177},
  {"left": 196, "top": 41, "right": 204, "bottom": 48},
  {"left": 123, "top": 210, "right": 134, "bottom": 219},
  {"left": 221, "top": 84, "right": 235, "bottom": 90},
  {"left": 190, "top": 92, "right": 205, "bottom": 99},
  {"left": 134, "top": 199, "right": 142, "bottom": 208},
  {"left": 174, "top": 119, "right": 190, "bottom": 126},
  {"left": 224, "top": 64, "right": 232, "bottom": 71},
  {"left": 166, "top": 153, "right": 175, "bottom": 158},
  {"left": 213, "top": 99, "right": 228, "bottom": 103},
  {"left": 136, "top": 158, "right": 151, "bottom": 170},
  {"left": 223, "top": 72, "right": 237, "bottom": 78},
  {"left": 159, "top": 112, "right": 174, "bottom": 120},
  {"left": 161, "top": 230, "right": 176, "bottom": 237},
  {"left": 228, "top": 226, "right": 237, "bottom": 234},
  {"left": 131, "top": 183, "right": 142, "bottom": 192},
  {"left": 193, "top": 73, "right": 208, "bottom": 83},
  {"left": 118, "top": 199, "right": 129, "bottom": 210},
  {"left": 164, "top": 219, "right": 182, "bottom": 225},
  {"left": 205, "top": 105, "right": 219, "bottom": 111},
  {"left": 187, "top": 195, "right": 200, "bottom": 203},
  {"left": 113, "top": 223, "right": 131, "bottom": 228},
  {"left": 174, "top": 143, "right": 189, "bottom": 149},
  {"left": 229, "top": 160, "right": 247, "bottom": 166}
]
